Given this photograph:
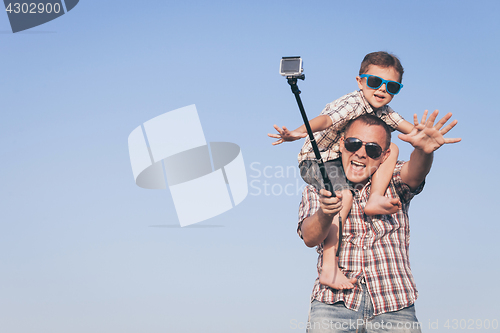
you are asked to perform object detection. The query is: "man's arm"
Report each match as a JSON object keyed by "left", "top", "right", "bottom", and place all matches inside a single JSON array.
[
  {"left": 268, "top": 115, "right": 332, "bottom": 145},
  {"left": 398, "top": 110, "right": 461, "bottom": 191},
  {"left": 300, "top": 189, "right": 342, "bottom": 247}
]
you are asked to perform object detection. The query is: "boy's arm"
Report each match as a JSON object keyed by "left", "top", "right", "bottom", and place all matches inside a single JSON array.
[
  {"left": 399, "top": 110, "right": 460, "bottom": 191},
  {"left": 396, "top": 119, "right": 415, "bottom": 134},
  {"left": 268, "top": 115, "right": 332, "bottom": 145},
  {"left": 270, "top": 92, "right": 369, "bottom": 145}
]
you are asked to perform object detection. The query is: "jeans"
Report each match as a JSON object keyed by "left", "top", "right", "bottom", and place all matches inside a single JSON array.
[{"left": 306, "top": 283, "right": 422, "bottom": 333}]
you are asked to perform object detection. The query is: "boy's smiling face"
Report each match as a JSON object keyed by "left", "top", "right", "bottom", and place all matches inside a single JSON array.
[{"left": 356, "top": 65, "right": 401, "bottom": 109}]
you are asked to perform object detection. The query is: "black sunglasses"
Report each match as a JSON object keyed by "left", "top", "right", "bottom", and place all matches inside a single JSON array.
[
  {"left": 359, "top": 74, "right": 403, "bottom": 95},
  {"left": 344, "top": 137, "right": 384, "bottom": 159}
]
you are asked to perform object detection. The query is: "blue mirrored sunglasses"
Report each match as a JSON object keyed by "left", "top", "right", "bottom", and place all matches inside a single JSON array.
[{"left": 359, "top": 74, "right": 403, "bottom": 95}]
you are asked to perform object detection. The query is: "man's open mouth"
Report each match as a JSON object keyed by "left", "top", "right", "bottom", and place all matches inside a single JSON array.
[{"left": 351, "top": 160, "right": 365, "bottom": 169}]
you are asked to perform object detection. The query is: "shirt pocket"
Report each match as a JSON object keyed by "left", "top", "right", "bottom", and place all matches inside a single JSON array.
[{"left": 370, "top": 214, "right": 401, "bottom": 241}]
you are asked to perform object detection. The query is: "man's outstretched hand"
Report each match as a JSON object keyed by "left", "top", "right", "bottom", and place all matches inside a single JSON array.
[
  {"left": 268, "top": 125, "right": 307, "bottom": 145},
  {"left": 398, "top": 110, "right": 461, "bottom": 153},
  {"left": 399, "top": 110, "right": 460, "bottom": 191}
]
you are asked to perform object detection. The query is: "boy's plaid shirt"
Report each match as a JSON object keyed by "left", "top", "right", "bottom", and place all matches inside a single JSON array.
[
  {"left": 297, "top": 162, "right": 424, "bottom": 315},
  {"left": 298, "top": 90, "right": 404, "bottom": 164}
]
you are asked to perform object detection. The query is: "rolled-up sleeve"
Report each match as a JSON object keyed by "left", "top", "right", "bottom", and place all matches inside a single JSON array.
[
  {"left": 297, "top": 186, "right": 321, "bottom": 239},
  {"left": 392, "top": 161, "right": 425, "bottom": 202},
  {"left": 379, "top": 106, "right": 404, "bottom": 130}
]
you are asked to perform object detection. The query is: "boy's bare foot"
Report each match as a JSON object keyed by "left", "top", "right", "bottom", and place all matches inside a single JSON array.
[
  {"left": 319, "top": 256, "right": 357, "bottom": 289},
  {"left": 364, "top": 193, "right": 401, "bottom": 216}
]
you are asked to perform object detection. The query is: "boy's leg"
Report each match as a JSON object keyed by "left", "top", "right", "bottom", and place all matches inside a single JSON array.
[
  {"left": 319, "top": 189, "right": 357, "bottom": 289},
  {"left": 364, "top": 142, "right": 402, "bottom": 216}
]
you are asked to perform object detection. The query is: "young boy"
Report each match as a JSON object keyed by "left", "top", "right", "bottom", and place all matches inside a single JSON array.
[{"left": 269, "top": 51, "right": 414, "bottom": 290}]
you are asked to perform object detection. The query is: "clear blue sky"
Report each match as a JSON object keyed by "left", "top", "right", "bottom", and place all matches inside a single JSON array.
[{"left": 1, "top": 1, "right": 499, "bottom": 332}]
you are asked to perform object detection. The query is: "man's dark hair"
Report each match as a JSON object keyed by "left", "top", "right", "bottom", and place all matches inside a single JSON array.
[
  {"left": 359, "top": 51, "right": 404, "bottom": 82},
  {"left": 344, "top": 114, "right": 391, "bottom": 150}
]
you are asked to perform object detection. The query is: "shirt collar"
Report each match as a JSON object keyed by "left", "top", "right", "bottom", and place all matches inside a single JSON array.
[
  {"left": 357, "top": 90, "right": 389, "bottom": 116},
  {"left": 352, "top": 178, "right": 371, "bottom": 198}
]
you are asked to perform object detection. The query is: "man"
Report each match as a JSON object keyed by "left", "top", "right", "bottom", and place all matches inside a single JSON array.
[{"left": 298, "top": 111, "right": 460, "bottom": 332}]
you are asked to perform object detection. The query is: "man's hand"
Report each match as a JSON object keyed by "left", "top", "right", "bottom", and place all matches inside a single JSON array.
[
  {"left": 301, "top": 189, "right": 343, "bottom": 248},
  {"left": 398, "top": 110, "right": 461, "bottom": 153},
  {"left": 268, "top": 124, "right": 307, "bottom": 145},
  {"left": 318, "top": 189, "right": 342, "bottom": 218},
  {"left": 399, "top": 110, "right": 461, "bottom": 191}
]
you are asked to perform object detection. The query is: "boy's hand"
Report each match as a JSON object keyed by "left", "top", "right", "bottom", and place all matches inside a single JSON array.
[
  {"left": 398, "top": 110, "right": 461, "bottom": 154},
  {"left": 268, "top": 125, "right": 307, "bottom": 145}
]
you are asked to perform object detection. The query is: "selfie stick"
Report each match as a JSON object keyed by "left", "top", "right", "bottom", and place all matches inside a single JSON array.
[
  {"left": 286, "top": 76, "right": 336, "bottom": 197},
  {"left": 286, "top": 76, "right": 343, "bottom": 256}
]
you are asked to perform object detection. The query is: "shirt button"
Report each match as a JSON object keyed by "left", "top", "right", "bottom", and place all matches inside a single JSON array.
[{"left": 363, "top": 246, "right": 367, "bottom": 250}]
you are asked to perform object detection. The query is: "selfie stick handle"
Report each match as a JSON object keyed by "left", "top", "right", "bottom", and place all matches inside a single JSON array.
[
  {"left": 287, "top": 77, "right": 336, "bottom": 197},
  {"left": 287, "top": 76, "right": 343, "bottom": 256}
]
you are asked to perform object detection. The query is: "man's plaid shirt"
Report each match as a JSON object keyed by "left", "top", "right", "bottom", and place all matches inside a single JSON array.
[
  {"left": 298, "top": 90, "right": 404, "bottom": 164},
  {"left": 297, "top": 161, "right": 424, "bottom": 315}
]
